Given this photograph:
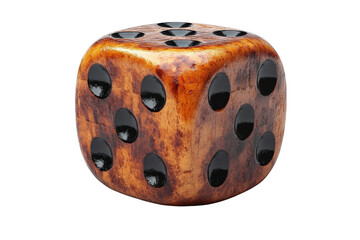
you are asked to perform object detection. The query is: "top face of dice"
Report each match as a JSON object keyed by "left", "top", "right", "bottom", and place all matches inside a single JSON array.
[
  {"left": 108, "top": 22, "right": 249, "bottom": 49},
  {"left": 76, "top": 22, "right": 286, "bottom": 205}
]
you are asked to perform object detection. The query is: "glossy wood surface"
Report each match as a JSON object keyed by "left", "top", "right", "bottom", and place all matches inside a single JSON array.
[{"left": 76, "top": 23, "right": 286, "bottom": 205}]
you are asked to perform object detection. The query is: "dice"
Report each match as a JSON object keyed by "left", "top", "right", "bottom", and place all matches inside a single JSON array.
[{"left": 76, "top": 22, "right": 286, "bottom": 205}]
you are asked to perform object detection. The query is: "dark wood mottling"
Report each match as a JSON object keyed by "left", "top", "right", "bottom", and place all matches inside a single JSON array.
[{"left": 76, "top": 23, "right": 286, "bottom": 205}]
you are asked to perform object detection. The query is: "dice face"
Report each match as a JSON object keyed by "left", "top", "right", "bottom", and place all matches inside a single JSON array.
[{"left": 76, "top": 22, "right": 286, "bottom": 205}]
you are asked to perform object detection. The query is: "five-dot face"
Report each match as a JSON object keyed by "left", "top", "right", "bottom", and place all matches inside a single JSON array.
[
  {"left": 109, "top": 22, "right": 248, "bottom": 48},
  {"left": 85, "top": 58, "right": 170, "bottom": 186},
  {"left": 79, "top": 22, "right": 282, "bottom": 199},
  {"left": 204, "top": 57, "right": 278, "bottom": 186}
]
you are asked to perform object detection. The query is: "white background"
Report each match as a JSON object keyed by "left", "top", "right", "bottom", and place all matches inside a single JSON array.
[{"left": 0, "top": 0, "right": 359, "bottom": 239}]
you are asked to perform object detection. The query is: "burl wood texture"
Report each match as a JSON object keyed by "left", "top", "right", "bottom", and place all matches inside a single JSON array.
[{"left": 76, "top": 23, "right": 286, "bottom": 205}]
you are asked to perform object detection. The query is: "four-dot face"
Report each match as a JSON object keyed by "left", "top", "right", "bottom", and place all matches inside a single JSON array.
[{"left": 76, "top": 22, "right": 285, "bottom": 205}]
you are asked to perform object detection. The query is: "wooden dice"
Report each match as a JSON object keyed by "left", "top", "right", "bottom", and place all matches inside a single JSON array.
[{"left": 76, "top": 22, "right": 286, "bottom": 205}]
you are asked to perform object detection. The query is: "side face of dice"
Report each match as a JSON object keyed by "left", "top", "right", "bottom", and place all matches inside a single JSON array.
[{"left": 76, "top": 22, "right": 286, "bottom": 205}]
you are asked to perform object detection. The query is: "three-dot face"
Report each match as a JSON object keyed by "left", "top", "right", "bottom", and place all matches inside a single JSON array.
[{"left": 76, "top": 22, "right": 286, "bottom": 205}]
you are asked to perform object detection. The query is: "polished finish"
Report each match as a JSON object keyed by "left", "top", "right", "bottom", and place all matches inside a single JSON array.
[{"left": 76, "top": 22, "right": 286, "bottom": 205}]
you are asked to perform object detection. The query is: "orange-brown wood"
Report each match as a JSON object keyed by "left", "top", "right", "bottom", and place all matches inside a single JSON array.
[{"left": 76, "top": 23, "right": 286, "bottom": 205}]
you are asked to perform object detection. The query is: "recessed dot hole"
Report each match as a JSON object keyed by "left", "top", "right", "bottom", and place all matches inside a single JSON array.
[
  {"left": 114, "top": 108, "right": 138, "bottom": 143},
  {"left": 143, "top": 153, "right": 167, "bottom": 188},
  {"left": 256, "top": 132, "right": 276, "bottom": 166},
  {"left": 161, "top": 29, "right": 196, "bottom": 37},
  {"left": 90, "top": 137, "right": 113, "bottom": 171},
  {"left": 208, "top": 72, "right": 230, "bottom": 111},
  {"left": 111, "top": 31, "right": 145, "bottom": 39},
  {"left": 140, "top": 75, "right": 166, "bottom": 112},
  {"left": 87, "top": 63, "right": 112, "bottom": 99},
  {"left": 208, "top": 150, "right": 229, "bottom": 187},
  {"left": 165, "top": 40, "right": 201, "bottom": 47},
  {"left": 234, "top": 104, "right": 255, "bottom": 140},
  {"left": 257, "top": 59, "right": 277, "bottom": 96},
  {"left": 158, "top": 22, "right": 192, "bottom": 28},
  {"left": 213, "top": 30, "right": 247, "bottom": 37}
]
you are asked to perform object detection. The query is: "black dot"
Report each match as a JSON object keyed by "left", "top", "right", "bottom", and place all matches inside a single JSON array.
[
  {"left": 141, "top": 75, "right": 166, "bottom": 112},
  {"left": 111, "top": 31, "right": 145, "bottom": 39},
  {"left": 208, "top": 150, "right": 229, "bottom": 187},
  {"left": 161, "top": 29, "right": 196, "bottom": 37},
  {"left": 234, "top": 104, "right": 255, "bottom": 140},
  {"left": 88, "top": 63, "right": 112, "bottom": 99},
  {"left": 165, "top": 40, "right": 201, "bottom": 47},
  {"left": 158, "top": 22, "right": 192, "bottom": 28},
  {"left": 213, "top": 30, "right": 247, "bottom": 37},
  {"left": 256, "top": 132, "right": 276, "bottom": 166},
  {"left": 257, "top": 59, "right": 277, "bottom": 96},
  {"left": 114, "top": 108, "right": 138, "bottom": 143},
  {"left": 208, "top": 72, "right": 230, "bottom": 111},
  {"left": 143, "top": 153, "right": 167, "bottom": 188},
  {"left": 90, "top": 137, "right": 113, "bottom": 171}
]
